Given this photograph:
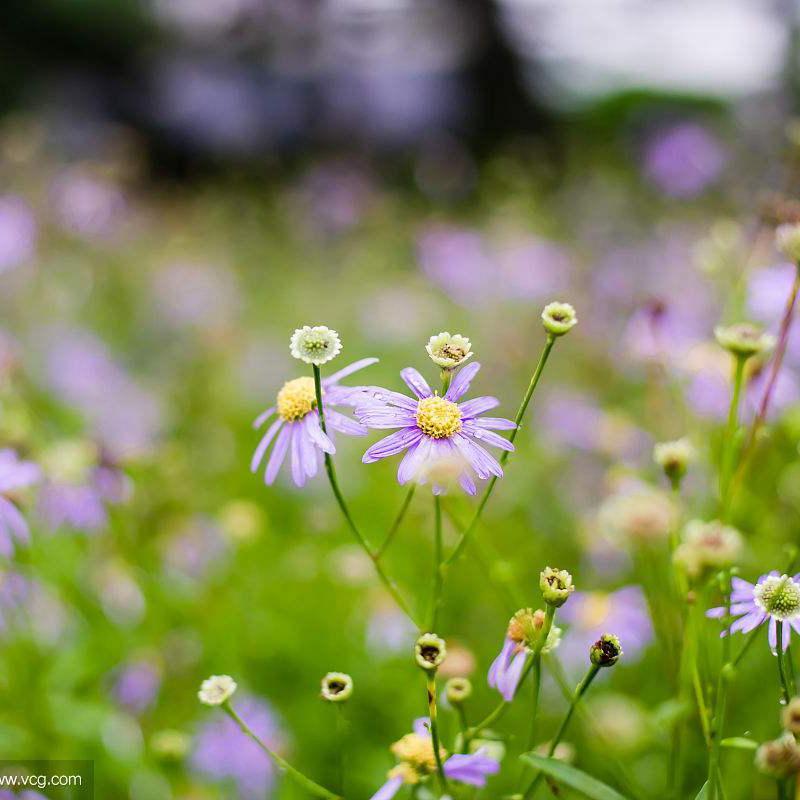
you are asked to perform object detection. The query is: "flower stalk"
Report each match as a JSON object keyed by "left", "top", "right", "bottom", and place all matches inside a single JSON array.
[{"left": 426, "top": 672, "right": 449, "bottom": 794}]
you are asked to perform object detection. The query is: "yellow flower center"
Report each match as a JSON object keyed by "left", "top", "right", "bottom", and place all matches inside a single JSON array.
[
  {"left": 390, "top": 733, "right": 446, "bottom": 774},
  {"left": 416, "top": 396, "right": 462, "bottom": 439},
  {"left": 276, "top": 377, "right": 317, "bottom": 421}
]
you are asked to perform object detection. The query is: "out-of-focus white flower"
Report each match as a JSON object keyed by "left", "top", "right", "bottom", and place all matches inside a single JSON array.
[{"left": 198, "top": 674, "right": 237, "bottom": 706}]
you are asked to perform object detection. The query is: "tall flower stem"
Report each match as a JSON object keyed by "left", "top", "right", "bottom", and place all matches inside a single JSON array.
[
  {"left": 707, "top": 572, "right": 732, "bottom": 800},
  {"left": 376, "top": 486, "right": 415, "bottom": 559},
  {"left": 444, "top": 334, "right": 556, "bottom": 568},
  {"left": 733, "top": 261, "right": 800, "bottom": 494},
  {"left": 335, "top": 705, "right": 346, "bottom": 796},
  {"left": 313, "top": 365, "right": 419, "bottom": 626},
  {"left": 777, "top": 622, "right": 793, "bottom": 705},
  {"left": 720, "top": 356, "right": 746, "bottom": 520},
  {"left": 455, "top": 703, "right": 470, "bottom": 753},
  {"left": 522, "top": 664, "right": 601, "bottom": 799},
  {"left": 428, "top": 495, "right": 444, "bottom": 630},
  {"left": 222, "top": 702, "right": 340, "bottom": 800},
  {"left": 426, "top": 672, "right": 449, "bottom": 795}
]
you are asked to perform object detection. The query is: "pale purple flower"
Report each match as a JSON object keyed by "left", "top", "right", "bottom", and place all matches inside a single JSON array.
[
  {"left": 642, "top": 122, "right": 727, "bottom": 198},
  {"left": 0, "top": 450, "right": 41, "bottom": 556},
  {"left": 192, "top": 695, "right": 283, "bottom": 800},
  {"left": 49, "top": 168, "right": 127, "bottom": 240},
  {"left": 488, "top": 637, "right": 528, "bottom": 702},
  {"left": 357, "top": 363, "right": 515, "bottom": 495},
  {"left": 707, "top": 572, "right": 800, "bottom": 653},
  {"left": 0, "top": 196, "right": 36, "bottom": 272},
  {"left": 369, "top": 718, "right": 499, "bottom": 800},
  {"left": 252, "top": 358, "right": 377, "bottom": 487},
  {"left": 112, "top": 659, "right": 162, "bottom": 713},
  {"left": 559, "top": 587, "right": 653, "bottom": 667}
]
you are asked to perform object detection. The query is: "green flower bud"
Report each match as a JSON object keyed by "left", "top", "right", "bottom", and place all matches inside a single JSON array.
[
  {"left": 714, "top": 322, "right": 775, "bottom": 359},
  {"left": 756, "top": 733, "right": 800, "bottom": 779},
  {"left": 590, "top": 634, "right": 623, "bottom": 667},
  {"left": 783, "top": 697, "right": 800, "bottom": 735},
  {"left": 415, "top": 633, "right": 447, "bottom": 671},
  {"left": 320, "top": 672, "right": 353, "bottom": 703},
  {"left": 539, "top": 567, "right": 575, "bottom": 607},
  {"left": 445, "top": 677, "right": 472, "bottom": 705},
  {"left": 776, "top": 223, "right": 800, "bottom": 262},
  {"left": 541, "top": 302, "right": 578, "bottom": 337}
]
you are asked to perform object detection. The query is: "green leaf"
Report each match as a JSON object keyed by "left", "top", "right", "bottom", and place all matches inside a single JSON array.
[
  {"left": 521, "top": 753, "right": 630, "bottom": 800},
  {"left": 694, "top": 782, "right": 708, "bottom": 799},
  {"left": 720, "top": 737, "right": 758, "bottom": 750}
]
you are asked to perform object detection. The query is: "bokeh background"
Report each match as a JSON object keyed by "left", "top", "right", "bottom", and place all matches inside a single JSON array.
[{"left": 2, "top": 0, "right": 800, "bottom": 798}]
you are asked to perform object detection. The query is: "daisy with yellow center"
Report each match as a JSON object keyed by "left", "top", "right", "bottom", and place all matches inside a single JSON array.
[
  {"left": 251, "top": 357, "right": 378, "bottom": 488},
  {"left": 357, "top": 362, "right": 515, "bottom": 495}
]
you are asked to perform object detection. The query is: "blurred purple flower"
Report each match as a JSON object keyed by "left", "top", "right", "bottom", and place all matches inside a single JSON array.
[
  {"left": 0, "top": 196, "right": 36, "bottom": 272},
  {"left": 49, "top": 168, "right": 127, "bottom": 240},
  {"left": 112, "top": 658, "right": 162, "bottom": 713},
  {"left": 444, "top": 748, "right": 500, "bottom": 786},
  {"left": 192, "top": 695, "right": 284, "bottom": 800},
  {"left": 642, "top": 122, "right": 727, "bottom": 198},
  {"left": 0, "top": 450, "right": 41, "bottom": 556},
  {"left": 38, "top": 465, "right": 130, "bottom": 533},
  {"left": 44, "top": 329, "right": 163, "bottom": 460},
  {"left": 747, "top": 263, "right": 800, "bottom": 367},
  {"left": 622, "top": 299, "right": 702, "bottom": 364},
  {"left": 161, "top": 516, "right": 228, "bottom": 580},
  {"left": 559, "top": 586, "right": 653, "bottom": 667}
]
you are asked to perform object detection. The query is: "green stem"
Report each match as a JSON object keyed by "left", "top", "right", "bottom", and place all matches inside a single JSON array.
[
  {"left": 429, "top": 495, "right": 444, "bottom": 630},
  {"left": 708, "top": 572, "right": 732, "bottom": 800},
  {"left": 335, "top": 706, "right": 346, "bottom": 797},
  {"left": 444, "top": 335, "right": 556, "bottom": 568},
  {"left": 313, "top": 365, "right": 419, "bottom": 626},
  {"left": 426, "top": 673, "right": 449, "bottom": 795},
  {"left": 720, "top": 356, "right": 746, "bottom": 520},
  {"left": 376, "top": 486, "right": 416, "bottom": 559},
  {"left": 522, "top": 665, "right": 601, "bottom": 799},
  {"left": 777, "top": 622, "right": 793, "bottom": 705},
  {"left": 455, "top": 704, "right": 470, "bottom": 753},
  {"left": 223, "top": 702, "right": 340, "bottom": 800}
]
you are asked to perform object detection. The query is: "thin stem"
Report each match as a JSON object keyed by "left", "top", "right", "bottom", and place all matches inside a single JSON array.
[
  {"left": 708, "top": 572, "right": 732, "bottom": 800},
  {"left": 426, "top": 673, "right": 449, "bottom": 795},
  {"left": 455, "top": 703, "right": 470, "bottom": 753},
  {"left": 376, "top": 486, "right": 416, "bottom": 559},
  {"left": 335, "top": 705, "right": 346, "bottom": 796},
  {"left": 313, "top": 365, "right": 419, "bottom": 626},
  {"left": 720, "top": 356, "right": 746, "bottom": 520},
  {"left": 522, "top": 665, "right": 601, "bottom": 799},
  {"left": 444, "top": 335, "right": 556, "bottom": 567},
  {"left": 733, "top": 262, "right": 800, "bottom": 493},
  {"left": 778, "top": 622, "right": 793, "bottom": 705},
  {"left": 223, "top": 702, "right": 340, "bottom": 800},
  {"left": 429, "top": 495, "right": 444, "bottom": 630}
]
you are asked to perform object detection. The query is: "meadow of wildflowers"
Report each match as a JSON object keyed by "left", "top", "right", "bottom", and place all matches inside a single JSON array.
[{"left": 4, "top": 92, "right": 800, "bottom": 800}]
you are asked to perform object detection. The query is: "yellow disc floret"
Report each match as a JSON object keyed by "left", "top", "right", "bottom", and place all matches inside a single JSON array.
[
  {"left": 415, "top": 396, "right": 462, "bottom": 439},
  {"left": 390, "top": 733, "right": 446, "bottom": 775},
  {"left": 276, "top": 377, "right": 317, "bottom": 421}
]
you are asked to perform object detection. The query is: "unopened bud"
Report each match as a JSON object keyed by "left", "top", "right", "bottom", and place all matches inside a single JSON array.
[
  {"left": 445, "top": 677, "right": 472, "bottom": 705},
  {"left": 756, "top": 733, "right": 800, "bottom": 779},
  {"left": 415, "top": 633, "right": 447, "bottom": 671},
  {"left": 320, "top": 672, "right": 353, "bottom": 703},
  {"left": 539, "top": 567, "right": 575, "bottom": 607},
  {"left": 590, "top": 634, "right": 623, "bottom": 668},
  {"left": 541, "top": 302, "right": 578, "bottom": 337}
]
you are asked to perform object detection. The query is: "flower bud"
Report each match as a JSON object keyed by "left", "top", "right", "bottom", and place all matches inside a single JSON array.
[
  {"left": 539, "top": 567, "right": 575, "bottom": 607},
  {"left": 776, "top": 223, "right": 800, "bottom": 262},
  {"left": 198, "top": 674, "right": 237, "bottom": 706},
  {"left": 714, "top": 322, "right": 775, "bottom": 359},
  {"left": 541, "top": 302, "right": 578, "bottom": 337},
  {"left": 289, "top": 325, "right": 342, "bottom": 366},
  {"left": 755, "top": 733, "right": 800, "bottom": 779},
  {"left": 445, "top": 677, "right": 472, "bottom": 705},
  {"left": 783, "top": 697, "right": 800, "bottom": 734},
  {"left": 320, "top": 672, "right": 353, "bottom": 703},
  {"left": 673, "top": 519, "right": 743, "bottom": 579},
  {"left": 590, "top": 634, "right": 623, "bottom": 667},
  {"left": 415, "top": 633, "right": 447, "bottom": 671},
  {"left": 653, "top": 438, "right": 695, "bottom": 486},
  {"left": 426, "top": 332, "right": 473, "bottom": 369}
]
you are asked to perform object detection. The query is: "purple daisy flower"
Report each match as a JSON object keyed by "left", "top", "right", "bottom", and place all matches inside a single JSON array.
[
  {"left": 0, "top": 450, "right": 41, "bottom": 556},
  {"left": 357, "top": 362, "right": 515, "bottom": 495},
  {"left": 251, "top": 357, "right": 377, "bottom": 487},
  {"left": 369, "top": 717, "right": 499, "bottom": 800},
  {"left": 707, "top": 572, "right": 800, "bottom": 652}
]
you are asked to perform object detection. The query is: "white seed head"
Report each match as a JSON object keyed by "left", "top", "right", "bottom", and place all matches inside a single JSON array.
[
  {"left": 653, "top": 437, "right": 695, "bottom": 482},
  {"left": 598, "top": 487, "right": 679, "bottom": 544},
  {"left": 756, "top": 733, "right": 800, "bottom": 779},
  {"left": 426, "top": 332, "right": 473, "bottom": 369},
  {"left": 541, "top": 302, "right": 578, "bottom": 337},
  {"left": 673, "top": 519, "right": 743, "bottom": 578},
  {"left": 289, "top": 325, "right": 342, "bottom": 366},
  {"left": 198, "top": 674, "right": 237, "bottom": 706},
  {"left": 714, "top": 322, "right": 775, "bottom": 359}
]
